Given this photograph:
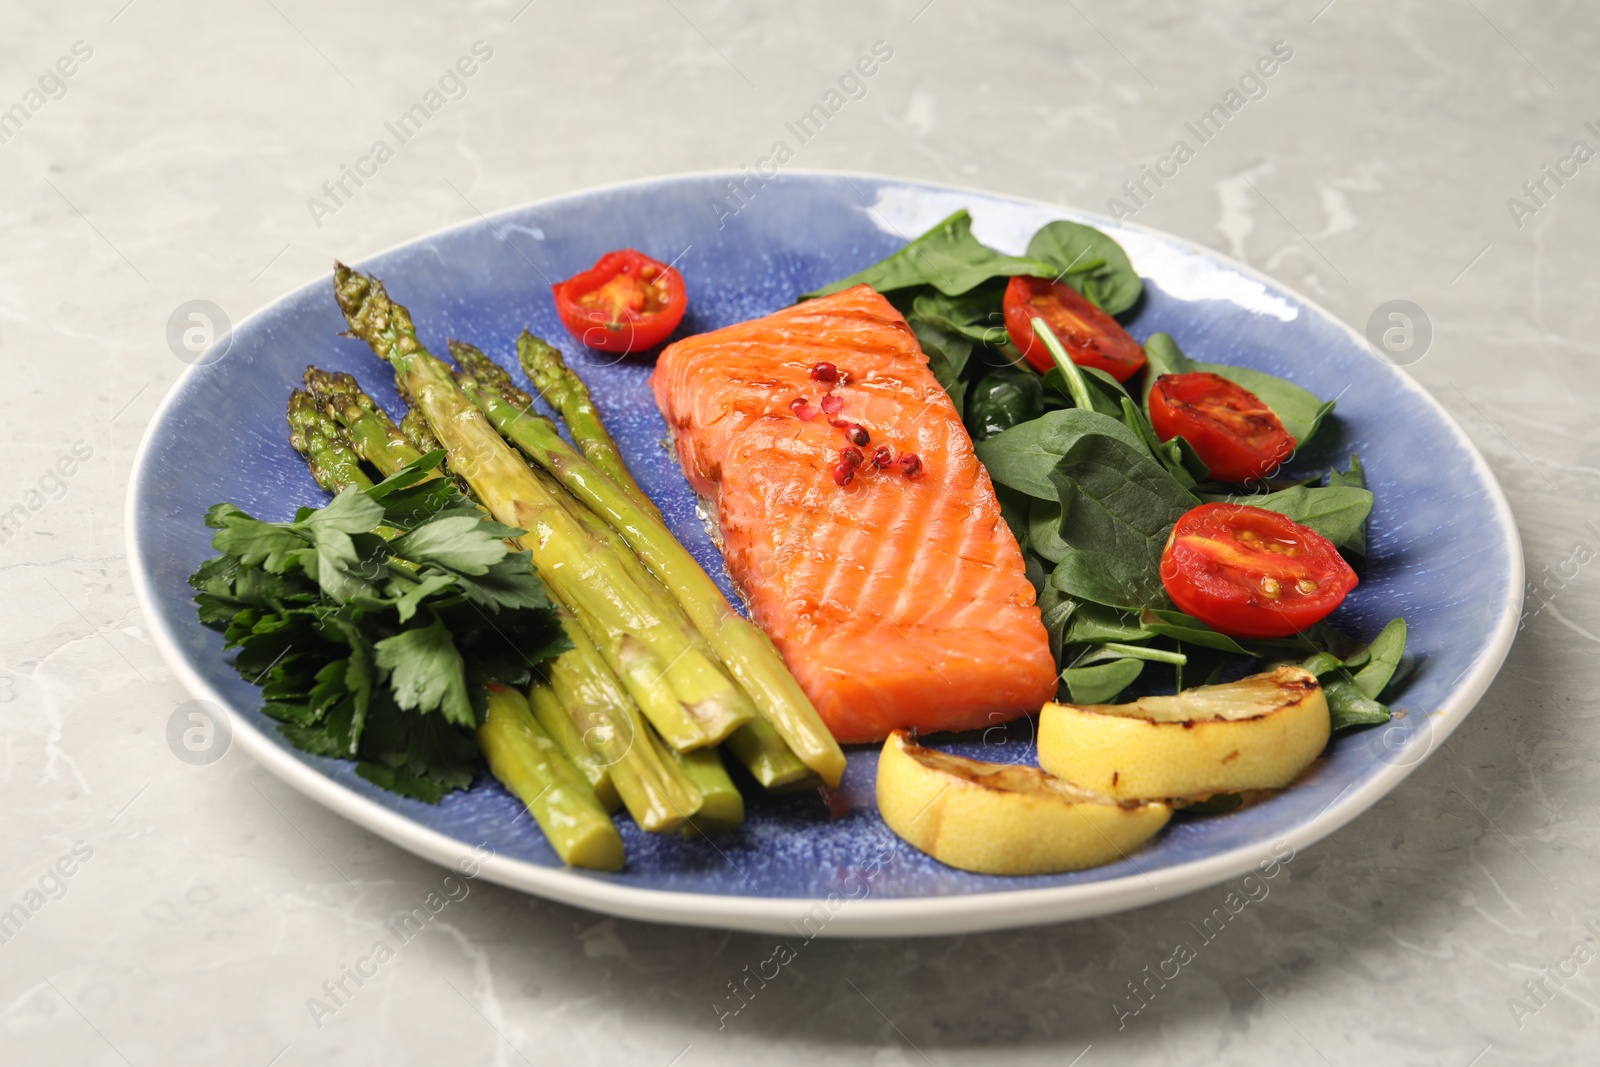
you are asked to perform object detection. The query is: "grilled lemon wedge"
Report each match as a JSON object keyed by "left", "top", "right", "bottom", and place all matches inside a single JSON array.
[
  {"left": 1038, "top": 666, "right": 1329, "bottom": 803},
  {"left": 876, "top": 730, "right": 1171, "bottom": 875}
]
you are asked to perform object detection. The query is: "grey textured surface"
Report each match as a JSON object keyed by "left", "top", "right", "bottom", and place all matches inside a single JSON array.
[{"left": 1, "top": 1, "right": 1594, "bottom": 1064}]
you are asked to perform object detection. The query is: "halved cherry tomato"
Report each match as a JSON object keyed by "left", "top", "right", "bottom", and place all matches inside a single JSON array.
[
  {"left": 551, "top": 249, "right": 688, "bottom": 354},
  {"left": 1002, "top": 275, "right": 1146, "bottom": 382},
  {"left": 1149, "top": 372, "right": 1295, "bottom": 485},
  {"left": 1160, "top": 503, "right": 1357, "bottom": 639}
]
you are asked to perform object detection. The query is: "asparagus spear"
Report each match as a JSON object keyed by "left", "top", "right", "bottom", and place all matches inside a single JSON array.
[
  {"left": 286, "top": 390, "right": 372, "bottom": 493},
  {"left": 544, "top": 623, "right": 706, "bottom": 833},
  {"left": 450, "top": 342, "right": 821, "bottom": 791},
  {"left": 527, "top": 679, "right": 621, "bottom": 812},
  {"left": 448, "top": 345, "right": 846, "bottom": 787},
  {"left": 478, "top": 685, "right": 625, "bottom": 870},
  {"left": 673, "top": 747, "right": 744, "bottom": 835},
  {"left": 333, "top": 265, "right": 752, "bottom": 753},
  {"left": 724, "top": 719, "right": 820, "bottom": 793},
  {"left": 515, "top": 331, "right": 660, "bottom": 517},
  {"left": 302, "top": 369, "right": 419, "bottom": 473},
  {"left": 399, "top": 406, "right": 443, "bottom": 456}
]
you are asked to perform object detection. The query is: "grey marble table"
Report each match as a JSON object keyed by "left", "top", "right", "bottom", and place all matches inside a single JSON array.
[{"left": 2, "top": 1, "right": 1595, "bottom": 1063}]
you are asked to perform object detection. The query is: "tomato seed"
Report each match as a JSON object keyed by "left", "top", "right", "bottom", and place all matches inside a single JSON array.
[
  {"left": 1260, "top": 577, "right": 1281, "bottom": 599},
  {"left": 1296, "top": 579, "right": 1318, "bottom": 594}
]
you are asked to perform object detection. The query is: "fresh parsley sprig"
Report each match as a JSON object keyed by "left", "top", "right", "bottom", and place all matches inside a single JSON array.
[{"left": 189, "top": 453, "right": 568, "bottom": 802}]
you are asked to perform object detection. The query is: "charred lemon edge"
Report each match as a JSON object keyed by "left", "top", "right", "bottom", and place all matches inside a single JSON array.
[
  {"left": 1037, "top": 666, "right": 1330, "bottom": 803},
  {"left": 875, "top": 730, "right": 1171, "bottom": 876}
]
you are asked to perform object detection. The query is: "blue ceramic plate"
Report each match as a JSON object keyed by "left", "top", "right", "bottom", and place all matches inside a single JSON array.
[{"left": 129, "top": 173, "right": 1521, "bottom": 936}]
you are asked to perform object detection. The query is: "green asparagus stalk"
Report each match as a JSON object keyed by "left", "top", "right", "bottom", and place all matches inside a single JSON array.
[
  {"left": 333, "top": 265, "right": 753, "bottom": 753},
  {"left": 478, "top": 685, "right": 625, "bottom": 870},
  {"left": 514, "top": 331, "right": 660, "bottom": 518},
  {"left": 544, "top": 622, "right": 706, "bottom": 833},
  {"left": 399, "top": 405, "right": 443, "bottom": 455},
  {"left": 450, "top": 342, "right": 821, "bottom": 791},
  {"left": 302, "top": 369, "right": 421, "bottom": 472},
  {"left": 527, "top": 679, "right": 621, "bottom": 812},
  {"left": 724, "top": 719, "right": 820, "bottom": 793},
  {"left": 447, "top": 347, "right": 846, "bottom": 787},
  {"left": 286, "top": 390, "right": 373, "bottom": 493},
  {"left": 673, "top": 747, "right": 744, "bottom": 835}
]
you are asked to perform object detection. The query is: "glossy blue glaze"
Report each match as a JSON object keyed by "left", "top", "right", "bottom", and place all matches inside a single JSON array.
[{"left": 131, "top": 173, "right": 1518, "bottom": 905}]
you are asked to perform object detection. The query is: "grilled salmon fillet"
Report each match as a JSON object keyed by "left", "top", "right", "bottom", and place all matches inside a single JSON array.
[{"left": 650, "top": 284, "right": 1058, "bottom": 744}]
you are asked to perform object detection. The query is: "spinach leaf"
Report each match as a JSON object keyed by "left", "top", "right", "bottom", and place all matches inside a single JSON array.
[
  {"left": 1221, "top": 484, "right": 1372, "bottom": 553},
  {"left": 1046, "top": 434, "right": 1198, "bottom": 609},
  {"left": 975, "top": 408, "right": 1145, "bottom": 500},
  {"left": 1023, "top": 549, "right": 1049, "bottom": 596},
  {"left": 994, "top": 483, "right": 1032, "bottom": 549},
  {"left": 907, "top": 314, "right": 974, "bottom": 420},
  {"left": 1143, "top": 331, "right": 1198, "bottom": 376},
  {"left": 1288, "top": 619, "right": 1373, "bottom": 662},
  {"left": 1061, "top": 601, "right": 1153, "bottom": 644},
  {"left": 967, "top": 369, "right": 1044, "bottom": 443},
  {"left": 1286, "top": 617, "right": 1406, "bottom": 731},
  {"left": 1353, "top": 617, "right": 1407, "bottom": 699},
  {"left": 1175, "top": 646, "right": 1232, "bottom": 692},
  {"left": 801, "top": 210, "right": 1057, "bottom": 299},
  {"left": 911, "top": 284, "right": 1011, "bottom": 347},
  {"left": 1328, "top": 453, "right": 1365, "bottom": 492},
  {"left": 1029, "top": 499, "right": 1070, "bottom": 563},
  {"left": 1138, "top": 608, "right": 1251, "bottom": 655},
  {"left": 1326, "top": 678, "right": 1391, "bottom": 732},
  {"left": 1121, "top": 397, "right": 1209, "bottom": 486},
  {"left": 1061, "top": 658, "right": 1145, "bottom": 704},
  {"left": 1037, "top": 583, "right": 1078, "bottom": 661},
  {"left": 1027, "top": 220, "right": 1143, "bottom": 315},
  {"left": 1299, "top": 650, "right": 1347, "bottom": 677}
]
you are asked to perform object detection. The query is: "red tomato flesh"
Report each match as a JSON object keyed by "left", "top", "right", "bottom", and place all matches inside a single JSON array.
[
  {"left": 552, "top": 249, "right": 688, "bottom": 354},
  {"left": 1002, "top": 275, "right": 1146, "bottom": 382},
  {"left": 1160, "top": 503, "right": 1357, "bottom": 639},
  {"left": 1149, "top": 372, "right": 1295, "bottom": 485}
]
